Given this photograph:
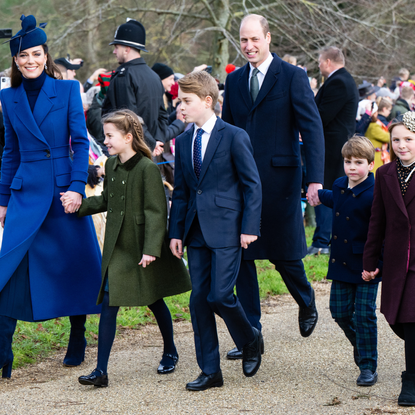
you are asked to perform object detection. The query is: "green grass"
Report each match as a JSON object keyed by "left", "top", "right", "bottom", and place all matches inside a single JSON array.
[{"left": 12, "top": 227, "right": 329, "bottom": 369}]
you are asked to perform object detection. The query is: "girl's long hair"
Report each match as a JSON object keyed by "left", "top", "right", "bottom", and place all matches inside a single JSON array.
[
  {"left": 388, "top": 119, "right": 406, "bottom": 162},
  {"left": 101, "top": 109, "right": 152, "bottom": 160},
  {"left": 11, "top": 44, "right": 62, "bottom": 88}
]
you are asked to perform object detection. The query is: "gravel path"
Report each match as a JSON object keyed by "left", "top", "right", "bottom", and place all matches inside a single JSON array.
[{"left": 0, "top": 281, "right": 412, "bottom": 415}]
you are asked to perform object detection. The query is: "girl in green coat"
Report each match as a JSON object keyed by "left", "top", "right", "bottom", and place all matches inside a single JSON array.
[{"left": 62, "top": 109, "right": 191, "bottom": 387}]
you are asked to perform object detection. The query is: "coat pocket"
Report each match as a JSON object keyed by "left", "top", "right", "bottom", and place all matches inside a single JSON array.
[
  {"left": 215, "top": 195, "right": 242, "bottom": 212},
  {"left": 135, "top": 214, "right": 145, "bottom": 225},
  {"left": 56, "top": 173, "right": 71, "bottom": 188},
  {"left": 10, "top": 177, "right": 23, "bottom": 190},
  {"left": 271, "top": 155, "right": 300, "bottom": 167}
]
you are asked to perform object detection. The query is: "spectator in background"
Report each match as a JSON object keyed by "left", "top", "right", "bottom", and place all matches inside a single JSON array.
[
  {"left": 308, "top": 46, "right": 358, "bottom": 255},
  {"left": 152, "top": 63, "right": 176, "bottom": 115},
  {"left": 389, "top": 86, "right": 414, "bottom": 121},
  {"left": 282, "top": 54, "right": 297, "bottom": 65},
  {"left": 376, "top": 97, "right": 392, "bottom": 126}
]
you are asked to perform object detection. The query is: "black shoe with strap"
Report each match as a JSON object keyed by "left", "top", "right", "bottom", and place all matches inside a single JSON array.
[
  {"left": 78, "top": 369, "right": 108, "bottom": 387},
  {"left": 157, "top": 353, "right": 179, "bottom": 374}
]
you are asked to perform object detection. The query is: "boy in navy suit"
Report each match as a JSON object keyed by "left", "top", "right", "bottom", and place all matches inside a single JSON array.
[
  {"left": 169, "top": 71, "right": 262, "bottom": 391},
  {"left": 313, "top": 136, "right": 381, "bottom": 387}
]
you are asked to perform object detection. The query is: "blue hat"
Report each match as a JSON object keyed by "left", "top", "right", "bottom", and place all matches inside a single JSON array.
[{"left": 7, "top": 15, "right": 47, "bottom": 57}]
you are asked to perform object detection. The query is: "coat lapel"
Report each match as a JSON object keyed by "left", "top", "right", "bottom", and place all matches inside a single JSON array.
[
  {"left": 14, "top": 83, "right": 48, "bottom": 145},
  {"left": 237, "top": 64, "right": 252, "bottom": 109},
  {"left": 197, "top": 118, "right": 223, "bottom": 184},
  {"left": 251, "top": 54, "right": 281, "bottom": 112},
  {"left": 403, "top": 167, "right": 415, "bottom": 207},
  {"left": 33, "top": 75, "right": 56, "bottom": 127},
  {"left": 384, "top": 162, "right": 408, "bottom": 218}
]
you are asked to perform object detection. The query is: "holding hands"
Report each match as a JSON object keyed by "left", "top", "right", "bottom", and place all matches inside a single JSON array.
[
  {"left": 362, "top": 268, "right": 380, "bottom": 282},
  {"left": 60, "top": 191, "right": 82, "bottom": 214}
]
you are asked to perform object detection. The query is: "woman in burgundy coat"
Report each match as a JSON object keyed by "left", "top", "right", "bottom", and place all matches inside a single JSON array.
[{"left": 363, "top": 111, "right": 415, "bottom": 407}]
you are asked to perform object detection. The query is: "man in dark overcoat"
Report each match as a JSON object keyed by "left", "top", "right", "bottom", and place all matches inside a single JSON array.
[
  {"left": 222, "top": 14, "right": 325, "bottom": 358},
  {"left": 308, "top": 47, "right": 359, "bottom": 255},
  {"left": 102, "top": 19, "right": 184, "bottom": 154}
]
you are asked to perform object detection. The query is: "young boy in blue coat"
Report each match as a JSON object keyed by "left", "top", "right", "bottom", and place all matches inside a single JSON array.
[
  {"left": 314, "top": 136, "right": 381, "bottom": 387},
  {"left": 169, "top": 71, "right": 263, "bottom": 391}
]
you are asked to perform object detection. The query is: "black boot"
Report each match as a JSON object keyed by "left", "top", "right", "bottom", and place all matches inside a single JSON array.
[
  {"left": 398, "top": 372, "right": 415, "bottom": 406},
  {"left": 63, "top": 315, "right": 87, "bottom": 367},
  {"left": 0, "top": 316, "right": 17, "bottom": 378}
]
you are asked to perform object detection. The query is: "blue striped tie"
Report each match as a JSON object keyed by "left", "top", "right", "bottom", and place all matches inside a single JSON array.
[{"left": 193, "top": 128, "right": 204, "bottom": 179}]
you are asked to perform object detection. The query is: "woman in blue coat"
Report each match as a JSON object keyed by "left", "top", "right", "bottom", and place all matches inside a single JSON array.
[{"left": 0, "top": 15, "right": 102, "bottom": 378}]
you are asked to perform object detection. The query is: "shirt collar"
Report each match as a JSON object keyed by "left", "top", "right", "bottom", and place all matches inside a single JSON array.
[
  {"left": 339, "top": 172, "right": 374, "bottom": 196},
  {"left": 195, "top": 114, "right": 217, "bottom": 135},
  {"left": 249, "top": 52, "right": 273, "bottom": 77},
  {"left": 327, "top": 67, "right": 341, "bottom": 78}
]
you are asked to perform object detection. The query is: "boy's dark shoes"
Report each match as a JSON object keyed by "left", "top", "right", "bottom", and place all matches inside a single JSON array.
[
  {"left": 186, "top": 370, "right": 223, "bottom": 391},
  {"left": 227, "top": 336, "right": 264, "bottom": 360},
  {"left": 356, "top": 369, "right": 378, "bottom": 386},
  {"left": 243, "top": 327, "right": 262, "bottom": 377},
  {"left": 307, "top": 246, "right": 329, "bottom": 255},
  {"left": 299, "top": 289, "right": 318, "bottom": 337},
  {"left": 398, "top": 371, "right": 415, "bottom": 406},
  {"left": 78, "top": 369, "right": 108, "bottom": 387}
]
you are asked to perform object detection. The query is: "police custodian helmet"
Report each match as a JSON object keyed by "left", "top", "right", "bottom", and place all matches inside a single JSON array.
[{"left": 109, "top": 19, "right": 148, "bottom": 53}]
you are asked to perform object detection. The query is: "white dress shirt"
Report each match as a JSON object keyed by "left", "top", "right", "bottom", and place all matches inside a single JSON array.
[
  {"left": 248, "top": 52, "right": 274, "bottom": 91},
  {"left": 191, "top": 114, "right": 218, "bottom": 166}
]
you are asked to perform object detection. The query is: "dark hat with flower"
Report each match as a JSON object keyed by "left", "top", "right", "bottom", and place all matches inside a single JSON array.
[
  {"left": 109, "top": 19, "right": 148, "bottom": 52},
  {"left": 7, "top": 15, "right": 47, "bottom": 57}
]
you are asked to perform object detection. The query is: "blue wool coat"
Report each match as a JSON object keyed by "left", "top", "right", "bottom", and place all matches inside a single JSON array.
[
  {"left": 319, "top": 173, "right": 381, "bottom": 284},
  {"left": 222, "top": 53, "right": 324, "bottom": 260},
  {"left": 0, "top": 75, "right": 102, "bottom": 321}
]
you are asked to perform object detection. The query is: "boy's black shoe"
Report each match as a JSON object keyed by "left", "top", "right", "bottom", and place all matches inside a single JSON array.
[
  {"left": 299, "top": 289, "right": 318, "bottom": 337},
  {"left": 227, "top": 336, "right": 264, "bottom": 360},
  {"left": 186, "top": 371, "right": 223, "bottom": 391},
  {"left": 356, "top": 369, "right": 378, "bottom": 386},
  {"left": 78, "top": 369, "right": 108, "bottom": 387},
  {"left": 398, "top": 371, "right": 415, "bottom": 406},
  {"left": 243, "top": 328, "right": 262, "bottom": 377}
]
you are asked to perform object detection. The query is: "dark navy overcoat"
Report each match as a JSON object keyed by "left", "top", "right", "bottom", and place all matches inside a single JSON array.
[
  {"left": 222, "top": 53, "right": 324, "bottom": 260},
  {"left": 0, "top": 75, "right": 102, "bottom": 321},
  {"left": 319, "top": 174, "right": 381, "bottom": 285}
]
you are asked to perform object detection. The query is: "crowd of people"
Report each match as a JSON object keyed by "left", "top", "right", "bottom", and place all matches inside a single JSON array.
[{"left": 0, "top": 11, "right": 414, "bottom": 408}]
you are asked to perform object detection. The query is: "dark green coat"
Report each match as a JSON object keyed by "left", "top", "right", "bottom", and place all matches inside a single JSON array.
[{"left": 79, "top": 153, "right": 191, "bottom": 306}]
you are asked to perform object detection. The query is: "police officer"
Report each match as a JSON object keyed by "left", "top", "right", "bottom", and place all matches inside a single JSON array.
[{"left": 102, "top": 19, "right": 184, "bottom": 154}]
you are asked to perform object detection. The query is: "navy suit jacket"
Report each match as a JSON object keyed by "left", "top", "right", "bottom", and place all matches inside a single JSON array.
[
  {"left": 222, "top": 53, "right": 324, "bottom": 260},
  {"left": 169, "top": 117, "right": 262, "bottom": 249},
  {"left": 319, "top": 173, "right": 380, "bottom": 284}
]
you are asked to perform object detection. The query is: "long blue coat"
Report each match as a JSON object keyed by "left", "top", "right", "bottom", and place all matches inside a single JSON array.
[
  {"left": 0, "top": 75, "right": 102, "bottom": 321},
  {"left": 222, "top": 54, "right": 324, "bottom": 260}
]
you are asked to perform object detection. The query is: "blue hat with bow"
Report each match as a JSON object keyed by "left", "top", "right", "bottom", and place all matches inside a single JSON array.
[{"left": 7, "top": 15, "right": 47, "bottom": 57}]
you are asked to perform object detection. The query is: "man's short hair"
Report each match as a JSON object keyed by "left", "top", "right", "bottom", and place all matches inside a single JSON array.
[
  {"left": 401, "top": 86, "right": 414, "bottom": 100},
  {"left": 241, "top": 14, "right": 269, "bottom": 38},
  {"left": 178, "top": 71, "right": 219, "bottom": 108},
  {"left": 341, "top": 135, "right": 375, "bottom": 164},
  {"left": 399, "top": 68, "right": 410, "bottom": 78},
  {"left": 319, "top": 46, "right": 345, "bottom": 66}
]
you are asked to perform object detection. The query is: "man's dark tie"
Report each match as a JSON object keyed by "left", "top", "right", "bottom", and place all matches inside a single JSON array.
[
  {"left": 193, "top": 128, "right": 204, "bottom": 179},
  {"left": 250, "top": 68, "right": 260, "bottom": 103}
]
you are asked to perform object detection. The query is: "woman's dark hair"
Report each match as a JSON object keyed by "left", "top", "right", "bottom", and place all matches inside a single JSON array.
[
  {"left": 11, "top": 44, "right": 63, "bottom": 88},
  {"left": 87, "top": 165, "right": 100, "bottom": 189}
]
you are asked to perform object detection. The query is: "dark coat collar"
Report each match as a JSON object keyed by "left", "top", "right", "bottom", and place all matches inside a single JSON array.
[
  {"left": 336, "top": 172, "right": 374, "bottom": 196},
  {"left": 117, "top": 57, "right": 146, "bottom": 72},
  {"left": 113, "top": 152, "right": 144, "bottom": 171}
]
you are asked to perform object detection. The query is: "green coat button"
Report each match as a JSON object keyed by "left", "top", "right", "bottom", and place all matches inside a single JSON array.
[
  {"left": 121, "top": 211, "right": 124, "bottom": 216},
  {"left": 121, "top": 195, "right": 125, "bottom": 200},
  {"left": 111, "top": 178, "right": 115, "bottom": 182},
  {"left": 110, "top": 193, "right": 114, "bottom": 197},
  {"left": 109, "top": 208, "right": 113, "bottom": 213},
  {"left": 122, "top": 180, "right": 126, "bottom": 185}
]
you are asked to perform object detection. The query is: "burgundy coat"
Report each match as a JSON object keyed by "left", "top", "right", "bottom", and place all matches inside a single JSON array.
[{"left": 363, "top": 160, "right": 415, "bottom": 324}]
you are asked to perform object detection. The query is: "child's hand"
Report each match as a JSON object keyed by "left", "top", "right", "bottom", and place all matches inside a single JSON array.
[
  {"left": 362, "top": 269, "right": 379, "bottom": 281},
  {"left": 139, "top": 255, "right": 156, "bottom": 268},
  {"left": 170, "top": 239, "right": 183, "bottom": 259},
  {"left": 306, "top": 192, "right": 321, "bottom": 206},
  {"left": 241, "top": 234, "right": 258, "bottom": 249}
]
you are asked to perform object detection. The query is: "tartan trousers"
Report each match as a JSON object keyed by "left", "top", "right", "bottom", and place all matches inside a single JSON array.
[{"left": 330, "top": 280, "right": 379, "bottom": 372}]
